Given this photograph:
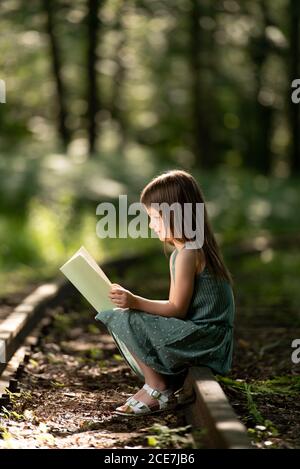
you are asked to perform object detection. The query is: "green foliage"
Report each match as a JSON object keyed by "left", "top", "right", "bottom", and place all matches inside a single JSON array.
[
  {"left": 4, "top": 389, "right": 22, "bottom": 405},
  {"left": 217, "top": 375, "right": 300, "bottom": 397},
  {"left": 87, "top": 348, "right": 103, "bottom": 360},
  {"left": 145, "top": 423, "right": 193, "bottom": 449},
  {"left": 254, "top": 375, "right": 300, "bottom": 395},
  {"left": 0, "top": 0, "right": 294, "bottom": 173},
  {"left": 216, "top": 374, "right": 299, "bottom": 440},
  {"left": 112, "top": 354, "right": 123, "bottom": 362},
  {"left": 0, "top": 406, "right": 24, "bottom": 422},
  {"left": 243, "top": 383, "right": 265, "bottom": 425},
  {"left": 248, "top": 420, "right": 279, "bottom": 447},
  {"left": 52, "top": 313, "right": 73, "bottom": 334},
  {"left": 0, "top": 424, "right": 11, "bottom": 440},
  {"left": 0, "top": 0, "right": 299, "bottom": 329},
  {"left": 87, "top": 324, "right": 100, "bottom": 334},
  {"left": 50, "top": 380, "right": 65, "bottom": 388}
]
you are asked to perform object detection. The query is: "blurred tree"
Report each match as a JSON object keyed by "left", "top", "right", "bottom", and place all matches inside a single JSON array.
[
  {"left": 0, "top": 0, "right": 296, "bottom": 176},
  {"left": 189, "top": 0, "right": 217, "bottom": 169},
  {"left": 110, "top": 3, "right": 128, "bottom": 153},
  {"left": 86, "top": 0, "right": 101, "bottom": 155},
  {"left": 289, "top": 0, "right": 300, "bottom": 173},
  {"left": 43, "top": 0, "right": 70, "bottom": 149},
  {"left": 248, "top": 0, "right": 275, "bottom": 174}
]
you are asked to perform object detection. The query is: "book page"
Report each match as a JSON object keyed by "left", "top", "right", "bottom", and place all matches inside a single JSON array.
[
  {"left": 61, "top": 246, "right": 112, "bottom": 286},
  {"left": 76, "top": 246, "right": 112, "bottom": 285},
  {"left": 60, "top": 255, "right": 115, "bottom": 312}
]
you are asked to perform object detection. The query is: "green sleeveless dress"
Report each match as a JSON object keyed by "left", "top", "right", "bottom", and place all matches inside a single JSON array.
[{"left": 95, "top": 247, "right": 235, "bottom": 381}]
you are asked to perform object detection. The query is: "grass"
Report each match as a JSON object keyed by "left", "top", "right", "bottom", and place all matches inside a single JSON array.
[
  {"left": 216, "top": 374, "right": 300, "bottom": 445},
  {"left": 217, "top": 375, "right": 300, "bottom": 397},
  {"left": 145, "top": 423, "right": 194, "bottom": 449}
]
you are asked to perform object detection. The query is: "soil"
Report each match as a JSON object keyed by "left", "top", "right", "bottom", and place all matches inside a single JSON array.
[
  {"left": 0, "top": 296, "right": 195, "bottom": 449},
  {"left": 218, "top": 304, "right": 300, "bottom": 449},
  {"left": 1, "top": 267, "right": 299, "bottom": 449}
]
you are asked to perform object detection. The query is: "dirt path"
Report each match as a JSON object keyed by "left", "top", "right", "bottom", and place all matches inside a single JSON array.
[{"left": 0, "top": 297, "right": 195, "bottom": 449}]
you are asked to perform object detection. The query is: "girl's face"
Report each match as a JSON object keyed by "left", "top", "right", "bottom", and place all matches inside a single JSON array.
[{"left": 146, "top": 206, "right": 170, "bottom": 241}]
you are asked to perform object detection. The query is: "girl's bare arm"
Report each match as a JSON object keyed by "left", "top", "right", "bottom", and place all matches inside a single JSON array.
[{"left": 131, "top": 249, "right": 197, "bottom": 318}]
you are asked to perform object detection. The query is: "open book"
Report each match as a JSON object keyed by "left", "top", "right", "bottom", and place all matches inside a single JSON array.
[{"left": 59, "top": 246, "right": 122, "bottom": 313}]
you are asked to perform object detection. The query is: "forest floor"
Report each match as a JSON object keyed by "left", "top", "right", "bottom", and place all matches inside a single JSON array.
[
  {"left": 0, "top": 254, "right": 299, "bottom": 449},
  {"left": 217, "top": 305, "right": 300, "bottom": 449},
  {"left": 0, "top": 294, "right": 196, "bottom": 449}
]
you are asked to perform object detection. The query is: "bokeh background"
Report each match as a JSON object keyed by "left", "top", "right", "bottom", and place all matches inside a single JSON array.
[{"left": 0, "top": 0, "right": 299, "bottom": 314}]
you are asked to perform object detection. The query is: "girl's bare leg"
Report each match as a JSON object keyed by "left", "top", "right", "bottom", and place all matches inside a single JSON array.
[
  {"left": 116, "top": 350, "right": 170, "bottom": 410},
  {"left": 130, "top": 350, "right": 169, "bottom": 390}
]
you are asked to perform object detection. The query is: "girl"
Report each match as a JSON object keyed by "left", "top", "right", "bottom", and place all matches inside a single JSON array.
[{"left": 95, "top": 169, "right": 235, "bottom": 416}]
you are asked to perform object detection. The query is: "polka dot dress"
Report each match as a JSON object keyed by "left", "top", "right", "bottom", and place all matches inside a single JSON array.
[{"left": 95, "top": 247, "right": 235, "bottom": 380}]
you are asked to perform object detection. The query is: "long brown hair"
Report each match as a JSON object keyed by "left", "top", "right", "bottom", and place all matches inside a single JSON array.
[{"left": 140, "top": 169, "right": 233, "bottom": 286}]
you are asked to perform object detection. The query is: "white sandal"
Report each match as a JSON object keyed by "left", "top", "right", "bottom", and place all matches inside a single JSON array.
[{"left": 114, "top": 383, "right": 176, "bottom": 416}]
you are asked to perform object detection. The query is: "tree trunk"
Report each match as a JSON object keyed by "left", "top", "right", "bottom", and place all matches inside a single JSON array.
[
  {"left": 87, "top": 0, "right": 101, "bottom": 156},
  {"left": 290, "top": 0, "right": 300, "bottom": 174},
  {"left": 248, "top": 0, "right": 274, "bottom": 174},
  {"left": 189, "top": 0, "right": 216, "bottom": 169},
  {"left": 43, "top": 0, "right": 70, "bottom": 149},
  {"left": 110, "top": 7, "right": 128, "bottom": 154}
]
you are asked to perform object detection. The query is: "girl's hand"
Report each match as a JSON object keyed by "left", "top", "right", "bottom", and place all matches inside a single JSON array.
[{"left": 108, "top": 283, "right": 137, "bottom": 309}]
